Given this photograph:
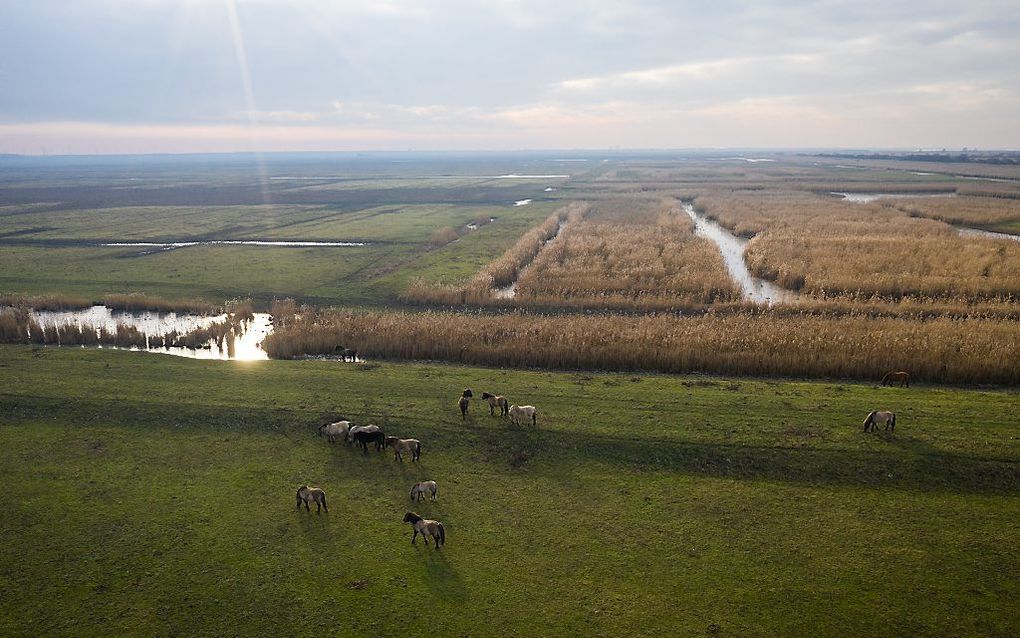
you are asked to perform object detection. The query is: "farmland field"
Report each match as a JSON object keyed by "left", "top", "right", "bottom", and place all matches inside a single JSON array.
[{"left": 3, "top": 151, "right": 1020, "bottom": 637}]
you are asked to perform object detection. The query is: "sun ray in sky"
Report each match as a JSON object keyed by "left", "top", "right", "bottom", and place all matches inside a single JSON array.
[{"left": 224, "top": 0, "right": 271, "bottom": 204}]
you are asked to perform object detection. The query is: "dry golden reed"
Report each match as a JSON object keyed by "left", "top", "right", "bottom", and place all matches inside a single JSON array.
[
  {"left": 261, "top": 309, "right": 1020, "bottom": 385},
  {"left": 513, "top": 198, "right": 740, "bottom": 308}
]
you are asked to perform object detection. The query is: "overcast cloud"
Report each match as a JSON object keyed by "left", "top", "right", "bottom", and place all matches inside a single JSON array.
[{"left": 1, "top": 0, "right": 1018, "bottom": 153}]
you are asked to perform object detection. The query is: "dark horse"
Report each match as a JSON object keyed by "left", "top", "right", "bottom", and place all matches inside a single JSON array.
[
  {"left": 334, "top": 345, "right": 358, "bottom": 362},
  {"left": 351, "top": 429, "right": 386, "bottom": 453}
]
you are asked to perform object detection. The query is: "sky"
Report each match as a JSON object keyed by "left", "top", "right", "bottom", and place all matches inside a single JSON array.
[{"left": 1, "top": 0, "right": 1018, "bottom": 154}]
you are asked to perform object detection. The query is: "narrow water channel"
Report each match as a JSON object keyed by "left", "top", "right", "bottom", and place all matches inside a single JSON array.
[
  {"left": 493, "top": 220, "right": 568, "bottom": 299},
  {"left": 681, "top": 202, "right": 799, "bottom": 305}
]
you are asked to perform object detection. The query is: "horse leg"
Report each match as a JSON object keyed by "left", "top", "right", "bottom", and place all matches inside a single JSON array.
[
  {"left": 411, "top": 530, "right": 418, "bottom": 545},
  {"left": 305, "top": 500, "right": 310, "bottom": 512}
]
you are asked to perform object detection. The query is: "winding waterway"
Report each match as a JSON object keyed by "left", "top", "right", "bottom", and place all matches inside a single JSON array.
[{"left": 681, "top": 202, "right": 799, "bottom": 305}]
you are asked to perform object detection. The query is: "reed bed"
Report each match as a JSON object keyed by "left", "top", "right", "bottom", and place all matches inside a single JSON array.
[
  {"left": 0, "top": 293, "right": 93, "bottom": 311},
  {"left": 512, "top": 198, "right": 740, "bottom": 308},
  {"left": 694, "top": 191, "right": 1020, "bottom": 301},
  {"left": 260, "top": 309, "right": 1020, "bottom": 385},
  {"left": 881, "top": 196, "right": 1020, "bottom": 228},
  {"left": 101, "top": 293, "right": 218, "bottom": 315},
  {"left": 402, "top": 203, "right": 588, "bottom": 306}
]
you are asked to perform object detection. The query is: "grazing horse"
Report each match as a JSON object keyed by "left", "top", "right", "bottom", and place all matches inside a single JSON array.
[
  {"left": 296, "top": 485, "right": 328, "bottom": 513},
  {"left": 459, "top": 396, "right": 470, "bottom": 420},
  {"left": 882, "top": 371, "right": 910, "bottom": 388},
  {"left": 481, "top": 392, "right": 510, "bottom": 417},
  {"left": 351, "top": 427, "right": 386, "bottom": 453},
  {"left": 403, "top": 511, "right": 445, "bottom": 548},
  {"left": 345, "top": 424, "right": 379, "bottom": 446},
  {"left": 508, "top": 404, "right": 537, "bottom": 427},
  {"left": 863, "top": 410, "right": 896, "bottom": 433},
  {"left": 410, "top": 480, "right": 438, "bottom": 502},
  {"left": 318, "top": 420, "right": 352, "bottom": 443},
  {"left": 386, "top": 436, "right": 421, "bottom": 462}
]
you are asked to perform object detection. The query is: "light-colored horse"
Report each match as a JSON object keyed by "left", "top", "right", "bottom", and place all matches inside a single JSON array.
[
  {"left": 881, "top": 371, "right": 910, "bottom": 387},
  {"left": 508, "top": 404, "right": 537, "bottom": 426},
  {"left": 863, "top": 410, "right": 896, "bottom": 432},
  {"left": 296, "top": 485, "right": 328, "bottom": 513},
  {"left": 459, "top": 396, "right": 470, "bottom": 420},
  {"left": 318, "top": 420, "right": 351, "bottom": 443},
  {"left": 410, "top": 480, "right": 438, "bottom": 502},
  {"left": 386, "top": 436, "right": 421, "bottom": 462},
  {"left": 481, "top": 392, "right": 509, "bottom": 417},
  {"left": 403, "top": 511, "right": 445, "bottom": 547}
]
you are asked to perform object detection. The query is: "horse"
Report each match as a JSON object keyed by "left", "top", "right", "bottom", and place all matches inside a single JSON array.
[
  {"left": 881, "top": 371, "right": 910, "bottom": 388},
  {"left": 386, "top": 436, "right": 421, "bottom": 462},
  {"left": 296, "top": 485, "right": 328, "bottom": 513},
  {"left": 481, "top": 392, "right": 509, "bottom": 417},
  {"left": 508, "top": 404, "right": 537, "bottom": 427},
  {"left": 333, "top": 345, "right": 358, "bottom": 362},
  {"left": 403, "top": 511, "right": 445, "bottom": 548},
  {"left": 462, "top": 389, "right": 473, "bottom": 398},
  {"left": 863, "top": 410, "right": 896, "bottom": 433},
  {"left": 351, "top": 427, "right": 386, "bottom": 453},
  {"left": 410, "top": 480, "right": 438, "bottom": 502},
  {"left": 345, "top": 424, "right": 380, "bottom": 446},
  {"left": 318, "top": 420, "right": 351, "bottom": 444},
  {"left": 459, "top": 396, "right": 470, "bottom": 420}
]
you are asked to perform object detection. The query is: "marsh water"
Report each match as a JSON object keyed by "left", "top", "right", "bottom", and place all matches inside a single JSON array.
[
  {"left": 832, "top": 191, "right": 957, "bottom": 203},
  {"left": 28, "top": 306, "right": 273, "bottom": 360},
  {"left": 957, "top": 227, "right": 1020, "bottom": 242},
  {"left": 681, "top": 202, "right": 799, "bottom": 305}
]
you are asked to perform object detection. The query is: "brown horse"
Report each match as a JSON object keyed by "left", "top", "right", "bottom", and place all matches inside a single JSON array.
[
  {"left": 385, "top": 436, "right": 421, "bottom": 462},
  {"left": 882, "top": 371, "right": 910, "bottom": 387},
  {"left": 481, "top": 392, "right": 509, "bottom": 417},
  {"left": 296, "top": 485, "right": 328, "bottom": 513},
  {"left": 459, "top": 396, "right": 470, "bottom": 420},
  {"left": 403, "top": 511, "right": 445, "bottom": 548}
]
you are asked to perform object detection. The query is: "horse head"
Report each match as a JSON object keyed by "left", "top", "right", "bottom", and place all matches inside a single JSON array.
[
  {"left": 403, "top": 512, "right": 420, "bottom": 523},
  {"left": 481, "top": 391, "right": 493, "bottom": 399}
]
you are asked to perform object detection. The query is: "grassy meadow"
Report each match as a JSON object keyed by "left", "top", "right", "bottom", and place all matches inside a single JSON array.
[{"left": 1, "top": 345, "right": 1019, "bottom": 637}]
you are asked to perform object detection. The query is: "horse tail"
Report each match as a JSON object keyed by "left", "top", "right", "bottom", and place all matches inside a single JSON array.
[
  {"left": 891, "top": 413, "right": 896, "bottom": 430},
  {"left": 415, "top": 441, "right": 422, "bottom": 460},
  {"left": 532, "top": 410, "right": 537, "bottom": 426},
  {"left": 320, "top": 493, "right": 327, "bottom": 511},
  {"left": 437, "top": 522, "right": 445, "bottom": 546}
]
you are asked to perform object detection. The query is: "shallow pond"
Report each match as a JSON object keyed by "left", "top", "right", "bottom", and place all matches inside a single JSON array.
[{"left": 29, "top": 306, "right": 274, "bottom": 360}]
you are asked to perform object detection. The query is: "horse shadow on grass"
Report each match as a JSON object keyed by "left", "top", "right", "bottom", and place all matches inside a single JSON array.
[
  {"left": 465, "top": 419, "right": 1020, "bottom": 495},
  {"left": 416, "top": 546, "right": 468, "bottom": 602}
]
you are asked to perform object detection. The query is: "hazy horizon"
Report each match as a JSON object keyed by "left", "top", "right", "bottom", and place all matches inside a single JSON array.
[{"left": 2, "top": 0, "right": 1018, "bottom": 154}]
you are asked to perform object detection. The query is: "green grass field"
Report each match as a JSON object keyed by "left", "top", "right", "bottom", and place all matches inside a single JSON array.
[{"left": 2, "top": 345, "right": 1018, "bottom": 637}]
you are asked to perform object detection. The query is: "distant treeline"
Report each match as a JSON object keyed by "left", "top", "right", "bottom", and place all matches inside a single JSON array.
[{"left": 813, "top": 152, "right": 1020, "bottom": 165}]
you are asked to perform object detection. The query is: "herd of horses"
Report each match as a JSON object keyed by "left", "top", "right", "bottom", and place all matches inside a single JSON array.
[
  {"left": 298, "top": 371, "right": 909, "bottom": 549},
  {"left": 460, "top": 389, "right": 538, "bottom": 426},
  {"left": 302, "top": 386, "right": 538, "bottom": 549}
]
